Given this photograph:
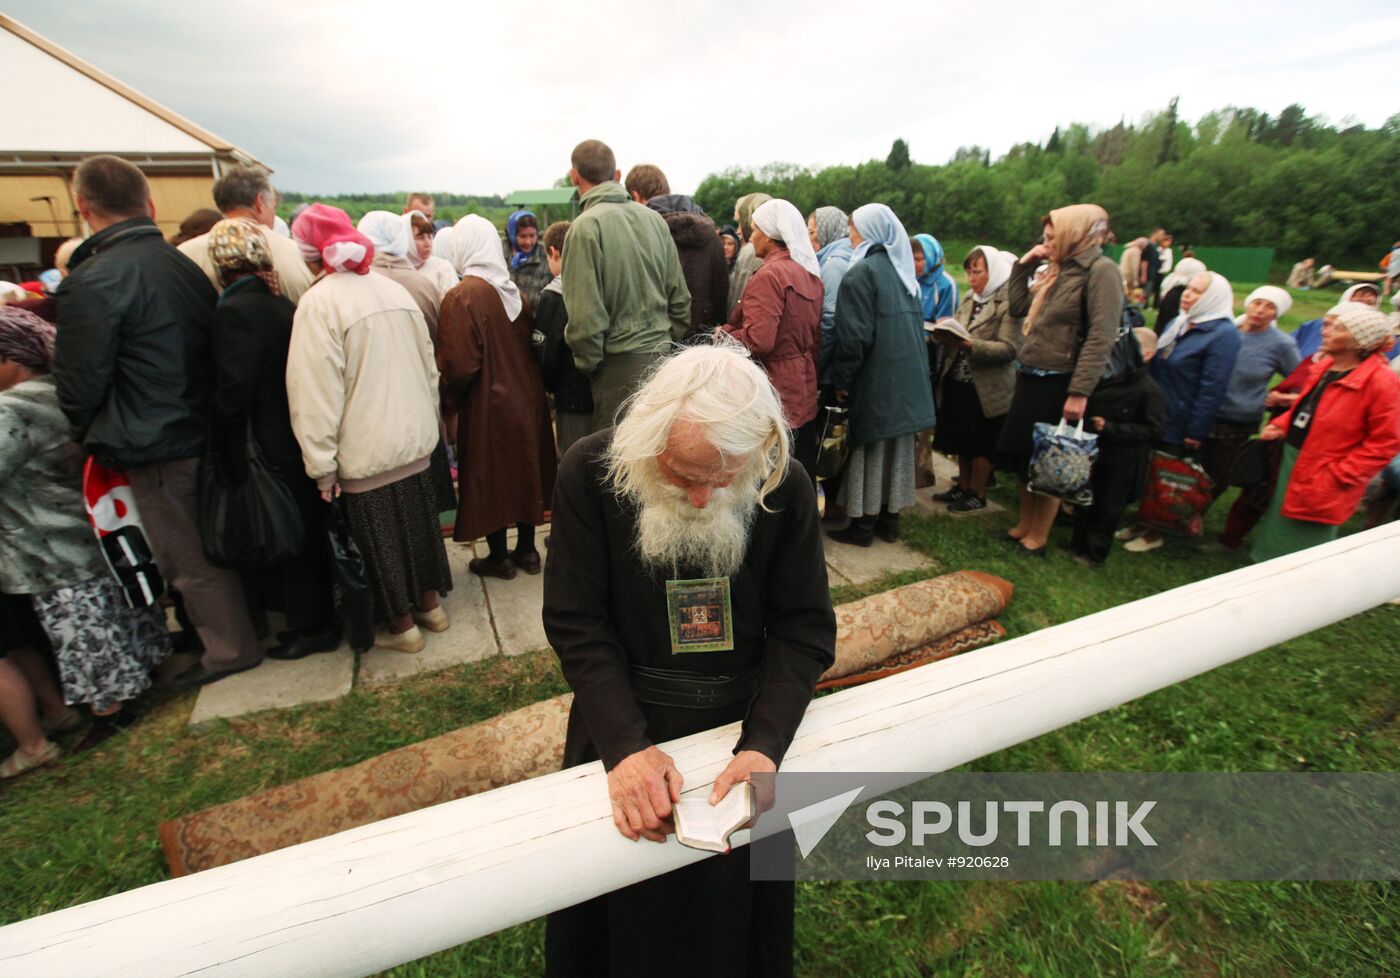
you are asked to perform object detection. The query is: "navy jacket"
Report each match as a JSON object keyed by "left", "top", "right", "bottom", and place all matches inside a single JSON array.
[{"left": 1149, "top": 317, "right": 1242, "bottom": 445}]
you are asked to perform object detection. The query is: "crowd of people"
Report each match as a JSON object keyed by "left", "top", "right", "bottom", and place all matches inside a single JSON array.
[{"left": 2, "top": 138, "right": 1400, "bottom": 976}]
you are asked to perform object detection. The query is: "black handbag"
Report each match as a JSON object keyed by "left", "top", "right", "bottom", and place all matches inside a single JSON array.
[
  {"left": 326, "top": 497, "right": 374, "bottom": 653},
  {"left": 1078, "top": 267, "right": 1145, "bottom": 385},
  {"left": 198, "top": 419, "right": 305, "bottom": 569},
  {"left": 812, "top": 405, "right": 850, "bottom": 482},
  {"left": 1229, "top": 438, "right": 1276, "bottom": 487}
]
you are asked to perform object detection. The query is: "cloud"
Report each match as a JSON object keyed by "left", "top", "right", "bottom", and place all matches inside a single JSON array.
[{"left": 6, "top": 0, "right": 1393, "bottom": 196}]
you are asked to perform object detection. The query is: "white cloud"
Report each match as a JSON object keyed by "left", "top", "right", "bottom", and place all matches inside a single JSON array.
[{"left": 7, "top": 0, "right": 1395, "bottom": 196}]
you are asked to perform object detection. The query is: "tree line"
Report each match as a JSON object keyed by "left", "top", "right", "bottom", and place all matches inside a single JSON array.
[{"left": 693, "top": 101, "right": 1400, "bottom": 269}]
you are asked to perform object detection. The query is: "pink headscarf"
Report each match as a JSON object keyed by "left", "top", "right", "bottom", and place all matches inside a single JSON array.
[{"left": 290, "top": 203, "right": 375, "bottom": 275}]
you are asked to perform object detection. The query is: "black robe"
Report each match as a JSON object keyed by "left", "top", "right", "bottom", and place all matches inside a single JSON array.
[{"left": 542, "top": 429, "right": 835, "bottom": 978}]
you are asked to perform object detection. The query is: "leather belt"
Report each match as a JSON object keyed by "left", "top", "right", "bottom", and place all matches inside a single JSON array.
[{"left": 628, "top": 664, "right": 762, "bottom": 710}]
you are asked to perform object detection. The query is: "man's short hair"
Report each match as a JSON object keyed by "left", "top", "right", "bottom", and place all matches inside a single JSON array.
[
  {"left": 407, "top": 193, "right": 434, "bottom": 208},
  {"left": 572, "top": 140, "right": 617, "bottom": 185},
  {"left": 212, "top": 166, "right": 273, "bottom": 213},
  {"left": 542, "top": 220, "right": 570, "bottom": 255},
  {"left": 624, "top": 164, "right": 669, "bottom": 201},
  {"left": 72, "top": 155, "right": 150, "bottom": 219}
]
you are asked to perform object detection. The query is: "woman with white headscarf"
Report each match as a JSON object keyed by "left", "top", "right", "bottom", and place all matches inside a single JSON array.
[
  {"left": 931, "top": 246, "right": 1022, "bottom": 512},
  {"left": 358, "top": 210, "right": 440, "bottom": 341},
  {"left": 824, "top": 203, "right": 936, "bottom": 546},
  {"left": 437, "top": 215, "right": 557, "bottom": 580},
  {"left": 1155, "top": 255, "right": 1206, "bottom": 332},
  {"left": 1120, "top": 271, "right": 1242, "bottom": 552},
  {"left": 722, "top": 198, "right": 824, "bottom": 480},
  {"left": 407, "top": 211, "right": 459, "bottom": 301}
]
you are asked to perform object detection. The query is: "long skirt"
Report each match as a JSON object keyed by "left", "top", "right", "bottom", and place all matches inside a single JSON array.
[
  {"left": 838, "top": 435, "right": 916, "bottom": 517},
  {"left": 342, "top": 469, "right": 453, "bottom": 621},
  {"left": 30, "top": 575, "right": 170, "bottom": 712},
  {"left": 934, "top": 377, "right": 1005, "bottom": 459},
  {"left": 995, "top": 372, "right": 1073, "bottom": 482},
  {"left": 1251, "top": 445, "right": 1339, "bottom": 563}
]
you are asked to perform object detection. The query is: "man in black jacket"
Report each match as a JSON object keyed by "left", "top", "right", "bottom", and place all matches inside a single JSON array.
[
  {"left": 542, "top": 343, "right": 835, "bottom": 977},
  {"left": 53, "top": 155, "right": 262, "bottom": 690}
]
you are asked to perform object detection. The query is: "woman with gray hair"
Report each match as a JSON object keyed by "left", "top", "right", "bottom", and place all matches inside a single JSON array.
[{"left": 0, "top": 307, "right": 171, "bottom": 773}]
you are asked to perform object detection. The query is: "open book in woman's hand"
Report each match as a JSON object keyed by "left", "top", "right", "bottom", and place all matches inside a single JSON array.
[{"left": 673, "top": 783, "right": 754, "bottom": 853}]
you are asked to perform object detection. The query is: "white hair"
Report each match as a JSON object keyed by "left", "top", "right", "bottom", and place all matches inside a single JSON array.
[{"left": 606, "top": 339, "right": 790, "bottom": 511}]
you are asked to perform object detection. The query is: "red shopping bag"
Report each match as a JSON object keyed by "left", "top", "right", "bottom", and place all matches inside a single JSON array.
[{"left": 1137, "top": 450, "right": 1214, "bottom": 537}]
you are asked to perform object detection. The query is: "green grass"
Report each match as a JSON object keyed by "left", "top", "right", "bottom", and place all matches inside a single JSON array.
[{"left": 2, "top": 483, "right": 1394, "bottom": 976}]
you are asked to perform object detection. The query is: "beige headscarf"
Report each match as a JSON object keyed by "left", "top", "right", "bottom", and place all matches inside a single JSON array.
[
  {"left": 734, "top": 192, "right": 773, "bottom": 240},
  {"left": 1023, "top": 204, "right": 1111, "bottom": 335}
]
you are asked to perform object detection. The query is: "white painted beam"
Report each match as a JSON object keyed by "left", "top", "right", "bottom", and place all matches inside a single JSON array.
[{"left": 2, "top": 523, "right": 1397, "bottom": 978}]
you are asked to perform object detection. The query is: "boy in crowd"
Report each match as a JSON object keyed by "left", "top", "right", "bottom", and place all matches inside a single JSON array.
[
  {"left": 1071, "top": 328, "right": 1165, "bottom": 566},
  {"left": 535, "top": 221, "right": 594, "bottom": 457}
]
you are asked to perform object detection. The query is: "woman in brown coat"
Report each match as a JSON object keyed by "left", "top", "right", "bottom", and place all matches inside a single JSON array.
[{"left": 438, "top": 215, "right": 558, "bottom": 580}]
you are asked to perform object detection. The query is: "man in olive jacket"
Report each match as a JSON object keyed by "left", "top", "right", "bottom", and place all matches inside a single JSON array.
[
  {"left": 53, "top": 155, "right": 262, "bottom": 690},
  {"left": 562, "top": 140, "right": 691, "bottom": 434}
]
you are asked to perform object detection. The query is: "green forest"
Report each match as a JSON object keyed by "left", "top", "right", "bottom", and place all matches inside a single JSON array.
[
  {"left": 277, "top": 190, "right": 510, "bottom": 226},
  {"left": 694, "top": 101, "right": 1400, "bottom": 269}
]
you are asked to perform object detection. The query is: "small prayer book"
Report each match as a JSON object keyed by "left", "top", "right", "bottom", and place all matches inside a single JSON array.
[
  {"left": 674, "top": 783, "right": 754, "bottom": 853},
  {"left": 924, "top": 317, "right": 972, "bottom": 342}
]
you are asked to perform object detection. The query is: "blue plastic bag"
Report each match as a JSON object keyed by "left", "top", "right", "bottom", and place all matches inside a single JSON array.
[{"left": 1028, "top": 417, "right": 1099, "bottom": 505}]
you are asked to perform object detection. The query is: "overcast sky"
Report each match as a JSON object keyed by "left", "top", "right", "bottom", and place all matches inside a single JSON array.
[{"left": 10, "top": 0, "right": 1399, "bottom": 196}]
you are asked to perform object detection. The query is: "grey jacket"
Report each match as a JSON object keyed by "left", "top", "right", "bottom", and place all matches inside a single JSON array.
[
  {"left": 935, "top": 284, "right": 1022, "bottom": 418},
  {"left": 0, "top": 375, "right": 108, "bottom": 593}
]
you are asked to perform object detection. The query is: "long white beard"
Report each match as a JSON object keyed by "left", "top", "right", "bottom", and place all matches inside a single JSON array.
[{"left": 632, "top": 473, "right": 759, "bottom": 579}]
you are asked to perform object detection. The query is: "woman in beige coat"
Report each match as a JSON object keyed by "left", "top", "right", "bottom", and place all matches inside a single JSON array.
[{"left": 931, "top": 246, "right": 1022, "bottom": 511}]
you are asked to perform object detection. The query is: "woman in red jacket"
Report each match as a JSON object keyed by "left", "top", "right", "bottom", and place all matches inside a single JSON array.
[{"left": 1253, "top": 303, "right": 1400, "bottom": 562}]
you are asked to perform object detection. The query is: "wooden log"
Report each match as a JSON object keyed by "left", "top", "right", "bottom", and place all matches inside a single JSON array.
[{"left": 2, "top": 524, "right": 1397, "bottom": 978}]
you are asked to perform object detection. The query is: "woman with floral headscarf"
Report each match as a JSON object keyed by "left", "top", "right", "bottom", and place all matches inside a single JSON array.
[
  {"left": 207, "top": 219, "right": 339, "bottom": 660},
  {"left": 505, "top": 210, "right": 551, "bottom": 310},
  {"left": 807, "top": 205, "right": 852, "bottom": 385},
  {"left": 0, "top": 306, "right": 170, "bottom": 770},
  {"left": 1252, "top": 302, "right": 1400, "bottom": 562},
  {"left": 825, "top": 204, "right": 936, "bottom": 546},
  {"left": 439, "top": 215, "right": 557, "bottom": 580},
  {"left": 996, "top": 204, "right": 1122, "bottom": 556},
  {"left": 910, "top": 234, "right": 959, "bottom": 322},
  {"left": 288, "top": 204, "right": 451, "bottom": 654}
]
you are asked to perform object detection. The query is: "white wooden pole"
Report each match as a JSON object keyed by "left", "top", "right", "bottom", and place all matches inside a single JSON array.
[{"left": 3, "top": 524, "right": 1397, "bottom": 978}]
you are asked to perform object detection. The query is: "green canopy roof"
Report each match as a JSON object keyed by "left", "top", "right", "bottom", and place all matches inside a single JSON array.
[{"left": 504, "top": 188, "right": 578, "bottom": 206}]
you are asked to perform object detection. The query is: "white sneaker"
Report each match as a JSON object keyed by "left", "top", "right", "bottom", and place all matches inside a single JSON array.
[
  {"left": 374, "top": 625, "right": 425, "bottom": 654},
  {"left": 414, "top": 607, "right": 450, "bottom": 633},
  {"left": 1123, "top": 534, "right": 1164, "bottom": 553}
]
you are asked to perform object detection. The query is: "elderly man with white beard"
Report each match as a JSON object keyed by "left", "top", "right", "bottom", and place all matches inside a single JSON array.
[{"left": 542, "top": 340, "right": 836, "bottom": 978}]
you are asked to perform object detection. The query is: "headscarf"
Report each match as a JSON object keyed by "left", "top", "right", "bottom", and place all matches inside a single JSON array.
[
  {"left": 850, "top": 203, "right": 918, "bottom": 299},
  {"left": 1236, "top": 285, "right": 1292, "bottom": 329},
  {"left": 37, "top": 269, "right": 62, "bottom": 294},
  {"left": 811, "top": 206, "right": 848, "bottom": 250},
  {"left": 291, "top": 204, "right": 375, "bottom": 275},
  {"left": 357, "top": 210, "right": 413, "bottom": 259},
  {"left": 506, "top": 210, "right": 539, "bottom": 269},
  {"left": 207, "top": 219, "right": 282, "bottom": 295},
  {"left": 1159, "top": 271, "right": 1233, "bottom": 358},
  {"left": 1161, "top": 256, "right": 1206, "bottom": 293},
  {"left": 1328, "top": 302, "right": 1392, "bottom": 352},
  {"left": 0, "top": 306, "right": 55, "bottom": 371},
  {"left": 1339, "top": 282, "right": 1380, "bottom": 305},
  {"left": 911, "top": 233, "right": 956, "bottom": 319},
  {"left": 751, "top": 199, "right": 820, "bottom": 279},
  {"left": 431, "top": 226, "right": 454, "bottom": 264},
  {"left": 718, "top": 226, "right": 741, "bottom": 268},
  {"left": 448, "top": 215, "right": 523, "bottom": 321},
  {"left": 271, "top": 215, "right": 291, "bottom": 238},
  {"left": 734, "top": 192, "right": 773, "bottom": 239},
  {"left": 966, "top": 245, "right": 1016, "bottom": 303},
  {"left": 1023, "top": 203, "right": 1110, "bottom": 334}
]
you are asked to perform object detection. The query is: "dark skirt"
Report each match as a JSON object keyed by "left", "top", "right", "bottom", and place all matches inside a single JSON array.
[
  {"left": 994, "top": 372, "right": 1073, "bottom": 480},
  {"left": 934, "top": 378, "right": 1005, "bottom": 459},
  {"left": 342, "top": 468, "right": 453, "bottom": 620}
]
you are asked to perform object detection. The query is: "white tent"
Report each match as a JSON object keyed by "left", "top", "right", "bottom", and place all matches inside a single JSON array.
[{"left": 0, "top": 13, "right": 266, "bottom": 241}]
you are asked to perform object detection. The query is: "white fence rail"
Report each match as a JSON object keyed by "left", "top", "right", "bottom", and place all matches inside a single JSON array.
[{"left": 3, "top": 523, "right": 1398, "bottom": 978}]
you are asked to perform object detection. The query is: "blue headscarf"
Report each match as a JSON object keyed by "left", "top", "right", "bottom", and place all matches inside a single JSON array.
[
  {"left": 850, "top": 203, "right": 918, "bottom": 299},
  {"left": 911, "top": 233, "right": 958, "bottom": 321},
  {"left": 506, "top": 210, "right": 538, "bottom": 269}
]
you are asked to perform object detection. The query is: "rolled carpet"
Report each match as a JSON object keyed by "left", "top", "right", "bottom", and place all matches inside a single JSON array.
[{"left": 160, "top": 570, "right": 1012, "bottom": 875}]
